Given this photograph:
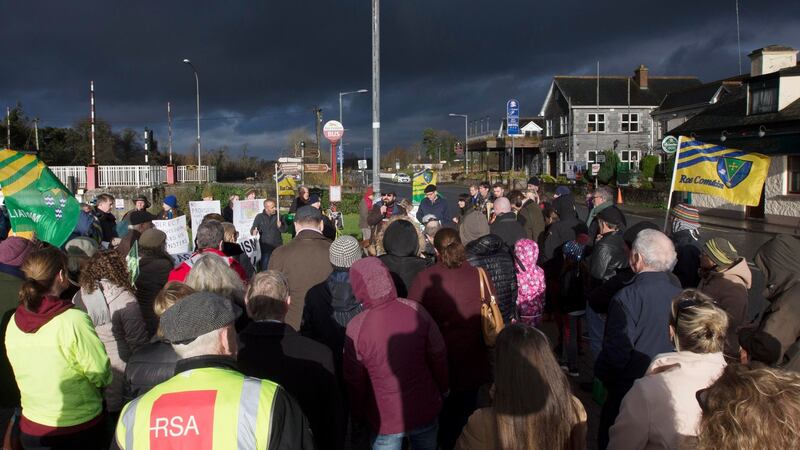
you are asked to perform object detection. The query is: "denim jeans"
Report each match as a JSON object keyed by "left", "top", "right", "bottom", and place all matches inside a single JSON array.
[
  {"left": 259, "top": 245, "right": 274, "bottom": 272},
  {"left": 372, "top": 420, "right": 438, "bottom": 450}
]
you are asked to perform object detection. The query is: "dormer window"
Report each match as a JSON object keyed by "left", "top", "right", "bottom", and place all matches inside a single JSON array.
[{"left": 749, "top": 78, "right": 778, "bottom": 114}]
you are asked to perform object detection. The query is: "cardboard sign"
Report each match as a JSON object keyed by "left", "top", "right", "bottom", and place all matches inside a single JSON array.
[
  {"left": 330, "top": 185, "right": 341, "bottom": 202},
  {"left": 153, "top": 215, "right": 190, "bottom": 255},
  {"left": 189, "top": 201, "right": 221, "bottom": 250},
  {"left": 232, "top": 199, "right": 265, "bottom": 239},
  {"left": 237, "top": 235, "right": 261, "bottom": 268}
]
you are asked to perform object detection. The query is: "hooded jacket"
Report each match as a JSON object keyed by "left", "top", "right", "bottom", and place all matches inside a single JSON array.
[
  {"left": 541, "top": 194, "right": 581, "bottom": 263},
  {"left": 671, "top": 229, "right": 702, "bottom": 288},
  {"left": 301, "top": 269, "right": 364, "bottom": 373},
  {"left": 754, "top": 234, "right": 800, "bottom": 371},
  {"left": 378, "top": 219, "right": 431, "bottom": 297},
  {"left": 466, "top": 234, "right": 518, "bottom": 323},
  {"left": 5, "top": 297, "right": 111, "bottom": 429},
  {"left": 343, "top": 258, "right": 449, "bottom": 435},
  {"left": 135, "top": 251, "right": 174, "bottom": 336},
  {"left": 698, "top": 258, "right": 752, "bottom": 359},
  {"left": 517, "top": 198, "right": 546, "bottom": 243},
  {"left": 73, "top": 280, "right": 150, "bottom": 412}
]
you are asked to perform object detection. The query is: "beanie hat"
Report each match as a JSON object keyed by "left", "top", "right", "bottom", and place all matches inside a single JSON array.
[
  {"left": 459, "top": 211, "right": 490, "bottom": 245},
  {"left": 597, "top": 206, "right": 626, "bottom": 227},
  {"left": 670, "top": 203, "right": 700, "bottom": 233},
  {"left": 163, "top": 195, "right": 178, "bottom": 209},
  {"left": 739, "top": 327, "right": 782, "bottom": 367},
  {"left": 0, "top": 236, "right": 36, "bottom": 267},
  {"left": 703, "top": 237, "right": 739, "bottom": 268},
  {"left": 330, "top": 235, "right": 363, "bottom": 268},
  {"left": 555, "top": 186, "right": 570, "bottom": 197},
  {"left": 527, "top": 176, "right": 541, "bottom": 187},
  {"left": 424, "top": 184, "right": 437, "bottom": 194},
  {"left": 139, "top": 229, "right": 167, "bottom": 248}
]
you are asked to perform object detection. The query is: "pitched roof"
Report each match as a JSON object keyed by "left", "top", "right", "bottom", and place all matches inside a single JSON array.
[
  {"left": 671, "top": 91, "right": 800, "bottom": 134},
  {"left": 553, "top": 76, "right": 701, "bottom": 107},
  {"left": 656, "top": 77, "right": 746, "bottom": 112}
]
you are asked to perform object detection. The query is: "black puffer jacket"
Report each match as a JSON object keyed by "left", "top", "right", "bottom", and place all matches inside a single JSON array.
[
  {"left": 378, "top": 220, "right": 431, "bottom": 297},
  {"left": 589, "top": 230, "right": 629, "bottom": 284},
  {"left": 541, "top": 195, "right": 581, "bottom": 263},
  {"left": 672, "top": 229, "right": 702, "bottom": 288},
  {"left": 466, "top": 234, "right": 518, "bottom": 323},
  {"left": 136, "top": 253, "right": 174, "bottom": 336},
  {"left": 123, "top": 341, "right": 178, "bottom": 403}
]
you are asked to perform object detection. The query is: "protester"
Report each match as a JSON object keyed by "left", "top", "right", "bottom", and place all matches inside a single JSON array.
[
  {"left": 526, "top": 176, "right": 542, "bottom": 204},
  {"left": 184, "top": 253, "right": 246, "bottom": 320},
  {"left": 309, "top": 194, "right": 337, "bottom": 240},
  {"left": 510, "top": 189, "right": 545, "bottom": 243},
  {"left": 63, "top": 236, "right": 99, "bottom": 301},
  {"left": 753, "top": 234, "right": 800, "bottom": 371},
  {"left": 738, "top": 327, "right": 782, "bottom": 367},
  {"left": 115, "top": 291, "right": 314, "bottom": 449},
  {"left": 461, "top": 211, "right": 518, "bottom": 323},
  {"left": 359, "top": 186, "right": 374, "bottom": 242},
  {"left": 456, "top": 324, "right": 587, "bottom": 450},
  {"left": 301, "top": 235, "right": 364, "bottom": 374},
  {"left": 553, "top": 185, "right": 570, "bottom": 198},
  {"left": 514, "top": 239, "right": 546, "bottom": 327},
  {"left": 467, "top": 184, "right": 480, "bottom": 209},
  {"left": 157, "top": 194, "right": 179, "bottom": 220},
  {"left": 74, "top": 250, "right": 149, "bottom": 416},
  {"left": 115, "top": 209, "right": 154, "bottom": 257},
  {"left": 407, "top": 228, "right": 491, "bottom": 450},
  {"left": 559, "top": 225, "right": 590, "bottom": 376},
  {"left": 6, "top": 247, "right": 111, "bottom": 449},
  {"left": 375, "top": 217, "right": 430, "bottom": 297},
  {"left": 0, "top": 237, "right": 37, "bottom": 437},
  {"left": 491, "top": 183, "right": 505, "bottom": 201},
  {"left": 344, "top": 257, "right": 449, "bottom": 450},
  {"left": 121, "top": 195, "right": 151, "bottom": 223},
  {"left": 489, "top": 196, "right": 525, "bottom": 248},
  {"left": 453, "top": 193, "right": 470, "bottom": 224},
  {"left": 94, "top": 193, "right": 118, "bottom": 246},
  {"left": 668, "top": 203, "right": 703, "bottom": 288},
  {"left": 587, "top": 186, "right": 625, "bottom": 244},
  {"left": 475, "top": 182, "right": 492, "bottom": 213},
  {"left": 222, "top": 194, "right": 238, "bottom": 223},
  {"left": 289, "top": 185, "right": 310, "bottom": 213},
  {"left": 367, "top": 190, "right": 406, "bottom": 240},
  {"left": 248, "top": 199, "right": 283, "bottom": 271},
  {"left": 697, "top": 237, "right": 751, "bottom": 360},
  {"left": 421, "top": 215, "right": 441, "bottom": 261},
  {"left": 609, "top": 289, "right": 729, "bottom": 449},
  {"left": 694, "top": 364, "right": 800, "bottom": 450},
  {"left": 220, "top": 221, "right": 256, "bottom": 279},
  {"left": 134, "top": 229, "right": 172, "bottom": 335},
  {"left": 416, "top": 184, "right": 450, "bottom": 224},
  {"left": 122, "top": 282, "right": 193, "bottom": 402},
  {"left": 168, "top": 219, "right": 248, "bottom": 283},
  {"left": 541, "top": 190, "right": 580, "bottom": 263},
  {"left": 69, "top": 206, "right": 104, "bottom": 244},
  {"left": 239, "top": 271, "right": 344, "bottom": 450},
  {"left": 595, "top": 229, "right": 681, "bottom": 449},
  {"left": 268, "top": 205, "right": 333, "bottom": 329}
]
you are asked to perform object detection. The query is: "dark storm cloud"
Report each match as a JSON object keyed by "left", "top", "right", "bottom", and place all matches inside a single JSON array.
[{"left": 1, "top": 0, "right": 798, "bottom": 159}]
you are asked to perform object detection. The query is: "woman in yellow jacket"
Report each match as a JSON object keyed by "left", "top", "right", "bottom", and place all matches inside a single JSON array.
[{"left": 5, "top": 246, "right": 112, "bottom": 449}]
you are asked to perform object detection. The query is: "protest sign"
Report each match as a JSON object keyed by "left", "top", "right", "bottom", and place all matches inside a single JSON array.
[
  {"left": 189, "top": 200, "right": 221, "bottom": 249},
  {"left": 233, "top": 199, "right": 265, "bottom": 267},
  {"left": 153, "top": 215, "right": 190, "bottom": 255}
]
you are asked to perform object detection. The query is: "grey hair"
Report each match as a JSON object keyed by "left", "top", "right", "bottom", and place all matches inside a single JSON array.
[
  {"left": 184, "top": 254, "right": 245, "bottom": 306},
  {"left": 595, "top": 185, "right": 615, "bottom": 203},
  {"left": 633, "top": 229, "right": 677, "bottom": 272},
  {"left": 424, "top": 220, "right": 441, "bottom": 238},
  {"left": 195, "top": 220, "right": 224, "bottom": 250},
  {"left": 172, "top": 327, "right": 227, "bottom": 359}
]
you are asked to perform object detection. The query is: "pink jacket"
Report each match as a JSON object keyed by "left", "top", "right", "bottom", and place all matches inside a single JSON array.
[{"left": 609, "top": 351, "right": 726, "bottom": 450}]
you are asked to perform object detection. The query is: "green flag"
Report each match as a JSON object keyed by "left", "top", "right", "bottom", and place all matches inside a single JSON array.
[{"left": 0, "top": 149, "right": 80, "bottom": 247}]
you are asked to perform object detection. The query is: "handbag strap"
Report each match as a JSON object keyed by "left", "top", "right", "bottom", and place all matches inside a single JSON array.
[
  {"left": 478, "top": 267, "right": 486, "bottom": 303},
  {"left": 478, "top": 267, "right": 494, "bottom": 302}
]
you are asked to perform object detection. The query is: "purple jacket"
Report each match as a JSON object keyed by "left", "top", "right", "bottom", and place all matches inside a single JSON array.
[{"left": 343, "top": 257, "right": 449, "bottom": 435}]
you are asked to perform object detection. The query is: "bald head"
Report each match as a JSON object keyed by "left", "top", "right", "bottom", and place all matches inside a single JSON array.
[
  {"left": 493, "top": 197, "right": 511, "bottom": 214},
  {"left": 631, "top": 229, "right": 677, "bottom": 273}
]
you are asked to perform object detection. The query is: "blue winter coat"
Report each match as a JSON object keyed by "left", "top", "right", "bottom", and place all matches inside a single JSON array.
[{"left": 416, "top": 195, "right": 450, "bottom": 223}]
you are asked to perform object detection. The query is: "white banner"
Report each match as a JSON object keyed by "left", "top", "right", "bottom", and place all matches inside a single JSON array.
[
  {"left": 153, "top": 215, "right": 190, "bottom": 255},
  {"left": 189, "top": 200, "right": 221, "bottom": 250},
  {"left": 237, "top": 235, "right": 261, "bottom": 268},
  {"left": 232, "top": 199, "right": 265, "bottom": 239}
]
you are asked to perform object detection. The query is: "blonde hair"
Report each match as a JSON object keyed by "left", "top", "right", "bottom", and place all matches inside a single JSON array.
[
  {"left": 20, "top": 247, "right": 66, "bottom": 311},
  {"left": 670, "top": 289, "right": 728, "bottom": 354},
  {"left": 221, "top": 222, "right": 239, "bottom": 243},
  {"left": 184, "top": 254, "right": 245, "bottom": 307},
  {"left": 696, "top": 365, "right": 800, "bottom": 450},
  {"left": 245, "top": 271, "right": 290, "bottom": 321}
]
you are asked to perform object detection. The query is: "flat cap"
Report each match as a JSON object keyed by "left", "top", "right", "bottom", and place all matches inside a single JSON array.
[
  {"left": 160, "top": 292, "right": 242, "bottom": 344},
  {"left": 424, "top": 184, "right": 437, "bottom": 193},
  {"left": 597, "top": 206, "right": 626, "bottom": 227},
  {"left": 129, "top": 210, "right": 155, "bottom": 225}
]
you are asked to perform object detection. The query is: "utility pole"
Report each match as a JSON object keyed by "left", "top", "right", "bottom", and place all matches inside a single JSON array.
[
  {"left": 313, "top": 107, "right": 323, "bottom": 163},
  {"left": 34, "top": 118, "right": 40, "bottom": 153},
  {"left": 6, "top": 107, "right": 10, "bottom": 149},
  {"left": 90, "top": 81, "right": 97, "bottom": 165},
  {"left": 167, "top": 102, "right": 173, "bottom": 165},
  {"left": 372, "top": 0, "right": 381, "bottom": 195},
  {"left": 144, "top": 128, "right": 150, "bottom": 164}
]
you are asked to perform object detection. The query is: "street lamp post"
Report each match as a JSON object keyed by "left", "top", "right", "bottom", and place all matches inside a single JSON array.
[
  {"left": 449, "top": 113, "right": 469, "bottom": 173},
  {"left": 339, "top": 89, "right": 368, "bottom": 185},
  {"left": 182, "top": 59, "right": 202, "bottom": 174}
]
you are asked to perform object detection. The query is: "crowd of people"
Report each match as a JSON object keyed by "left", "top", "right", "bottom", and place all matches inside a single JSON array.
[{"left": 0, "top": 179, "right": 798, "bottom": 450}]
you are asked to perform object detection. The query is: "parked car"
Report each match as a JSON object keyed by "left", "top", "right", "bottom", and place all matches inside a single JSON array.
[{"left": 395, "top": 173, "right": 411, "bottom": 183}]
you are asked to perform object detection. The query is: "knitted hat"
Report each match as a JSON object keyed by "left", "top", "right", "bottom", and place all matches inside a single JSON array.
[
  {"left": 330, "top": 235, "right": 363, "bottom": 268},
  {"left": 703, "top": 237, "right": 739, "bottom": 268},
  {"left": 139, "top": 229, "right": 167, "bottom": 248},
  {"left": 424, "top": 184, "right": 437, "bottom": 194},
  {"left": 0, "top": 236, "right": 36, "bottom": 267},
  {"left": 459, "top": 211, "right": 490, "bottom": 245},
  {"left": 163, "top": 195, "right": 178, "bottom": 209},
  {"left": 597, "top": 206, "right": 626, "bottom": 227},
  {"left": 160, "top": 292, "right": 242, "bottom": 344},
  {"left": 527, "top": 176, "right": 541, "bottom": 187},
  {"left": 670, "top": 203, "right": 700, "bottom": 232},
  {"left": 129, "top": 210, "right": 155, "bottom": 226},
  {"left": 739, "top": 327, "right": 782, "bottom": 367},
  {"left": 555, "top": 186, "right": 570, "bottom": 197}
]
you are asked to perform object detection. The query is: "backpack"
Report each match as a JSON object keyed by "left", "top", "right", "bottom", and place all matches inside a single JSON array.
[{"left": 514, "top": 239, "right": 546, "bottom": 326}]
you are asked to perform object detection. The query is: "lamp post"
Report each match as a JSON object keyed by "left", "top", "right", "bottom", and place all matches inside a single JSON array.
[
  {"left": 182, "top": 59, "right": 202, "bottom": 173},
  {"left": 339, "top": 89, "right": 368, "bottom": 184},
  {"left": 449, "top": 113, "right": 469, "bottom": 173}
]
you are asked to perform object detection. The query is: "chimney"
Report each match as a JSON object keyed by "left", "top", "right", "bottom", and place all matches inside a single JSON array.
[
  {"left": 634, "top": 64, "right": 649, "bottom": 89},
  {"left": 749, "top": 45, "right": 798, "bottom": 76}
]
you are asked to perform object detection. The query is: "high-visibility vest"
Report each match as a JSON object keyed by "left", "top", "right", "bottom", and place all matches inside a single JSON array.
[{"left": 115, "top": 366, "right": 278, "bottom": 450}]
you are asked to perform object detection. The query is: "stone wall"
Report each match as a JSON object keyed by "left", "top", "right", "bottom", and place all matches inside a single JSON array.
[{"left": 764, "top": 155, "right": 800, "bottom": 226}]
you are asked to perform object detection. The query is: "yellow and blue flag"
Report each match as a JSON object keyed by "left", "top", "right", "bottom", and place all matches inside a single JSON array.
[
  {"left": 277, "top": 168, "right": 296, "bottom": 196},
  {"left": 412, "top": 169, "right": 437, "bottom": 205},
  {"left": 672, "top": 137, "right": 771, "bottom": 207}
]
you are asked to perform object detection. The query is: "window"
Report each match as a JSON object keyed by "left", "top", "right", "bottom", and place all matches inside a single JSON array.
[
  {"left": 587, "top": 151, "right": 598, "bottom": 164},
  {"left": 620, "top": 150, "right": 640, "bottom": 170},
  {"left": 587, "top": 113, "right": 605, "bottom": 132},
  {"left": 621, "top": 113, "right": 639, "bottom": 132},
  {"left": 545, "top": 119, "right": 553, "bottom": 137},
  {"left": 789, "top": 156, "right": 800, "bottom": 194},
  {"left": 559, "top": 116, "right": 569, "bottom": 135},
  {"left": 558, "top": 152, "right": 567, "bottom": 174},
  {"left": 749, "top": 78, "right": 779, "bottom": 114}
]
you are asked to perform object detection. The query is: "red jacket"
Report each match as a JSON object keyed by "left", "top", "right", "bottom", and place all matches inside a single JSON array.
[
  {"left": 344, "top": 257, "right": 449, "bottom": 435},
  {"left": 167, "top": 248, "right": 248, "bottom": 284}
]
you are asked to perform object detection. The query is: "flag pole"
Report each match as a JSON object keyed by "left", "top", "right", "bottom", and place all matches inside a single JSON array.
[
  {"left": 275, "top": 163, "right": 280, "bottom": 212},
  {"left": 663, "top": 136, "right": 683, "bottom": 232}
]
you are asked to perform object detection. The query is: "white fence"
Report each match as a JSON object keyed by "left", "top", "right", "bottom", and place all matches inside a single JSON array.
[{"left": 50, "top": 165, "right": 216, "bottom": 189}]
